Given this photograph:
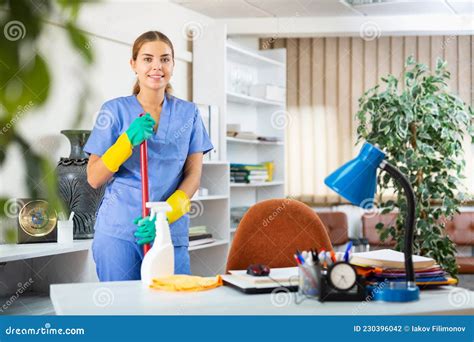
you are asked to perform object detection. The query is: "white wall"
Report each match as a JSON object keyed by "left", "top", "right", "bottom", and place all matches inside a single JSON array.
[{"left": 0, "top": 1, "right": 214, "bottom": 198}]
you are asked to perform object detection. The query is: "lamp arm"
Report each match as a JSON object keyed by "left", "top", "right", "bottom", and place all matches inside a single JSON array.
[{"left": 380, "top": 161, "right": 416, "bottom": 285}]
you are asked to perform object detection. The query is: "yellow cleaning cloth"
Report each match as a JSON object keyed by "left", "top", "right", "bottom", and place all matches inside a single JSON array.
[{"left": 150, "top": 275, "right": 223, "bottom": 292}]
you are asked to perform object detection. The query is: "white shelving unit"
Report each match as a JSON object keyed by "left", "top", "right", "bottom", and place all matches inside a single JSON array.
[
  {"left": 226, "top": 37, "right": 286, "bottom": 241},
  {"left": 188, "top": 161, "right": 230, "bottom": 276},
  {"left": 193, "top": 23, "right": 286, "bottom": 263}
]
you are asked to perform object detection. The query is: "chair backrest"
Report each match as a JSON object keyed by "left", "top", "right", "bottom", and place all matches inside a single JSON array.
[
  {"left": 362, "top": 213, "right": 397, "bottom": 247},
  {"left": 226, "top": 198, "right": 333, "bottom": 272},
  {"left": 316, "top": 211, "right": 349, "bottom": 246}
]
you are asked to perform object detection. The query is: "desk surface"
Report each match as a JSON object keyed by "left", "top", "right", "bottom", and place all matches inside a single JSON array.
[{"left": 50, "top": 280, "right": 474, "bottom": 315}]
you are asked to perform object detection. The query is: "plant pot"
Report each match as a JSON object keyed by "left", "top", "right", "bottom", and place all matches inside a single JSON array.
[{"left": 56, "top": 130, "right": 105, "bottom": 239}]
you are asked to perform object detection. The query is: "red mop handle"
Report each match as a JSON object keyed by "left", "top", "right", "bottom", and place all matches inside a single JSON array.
[{"left": 139, "top": 113, "right": 151, "bottom": 255}]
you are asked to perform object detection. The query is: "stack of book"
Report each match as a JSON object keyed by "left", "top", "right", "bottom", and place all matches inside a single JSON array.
[
  {"left": 350, "top": 249, "right": 457, "bottom": 287},
  {"left": 189, "top": 225, "right": 214, "bottom": 247},
  {"left": 230, "top": 163, "right": 269, "bottom": 183}
]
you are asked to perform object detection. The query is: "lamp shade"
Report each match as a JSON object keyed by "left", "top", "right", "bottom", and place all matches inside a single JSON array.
[{"left": 324, "top": 143, "right": 385, "bottom": 209}]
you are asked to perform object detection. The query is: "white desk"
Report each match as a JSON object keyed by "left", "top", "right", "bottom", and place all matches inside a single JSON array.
[{"left": 50, "top": 280, "right": 474, "bottom": 315}]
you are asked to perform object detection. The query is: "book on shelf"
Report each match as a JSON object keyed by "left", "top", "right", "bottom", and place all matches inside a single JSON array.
[
  {"left": 234, "top": 131, "right": 258, "bottom": 140},
  {"left": 257, "top": 136, "right": 282, "bottom": 142},
  {"left": 230, "top": 162, "right": 274, "bottom": 182},
  {"left": 230, "top": 170, "right": 268, "bottom": 176},
  {"left": 189, "top": 238, "right": 216, "bottom": 247},
  {"left": 189, "top": 233, "right": 213, "bottom": 241},
  {"left": 234, "top": 175, "right": 268, "bottom": 181},
  {"left": 230, "top": 163, "right": 267, "bottom": 170},
  {"left": 189, "top": 225, "right": 209, "bottom": 235}
]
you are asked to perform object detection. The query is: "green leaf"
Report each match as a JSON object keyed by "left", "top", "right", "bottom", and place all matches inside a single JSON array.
[{"left": 65, "top": 22, "right": 94, "bottom": 64}]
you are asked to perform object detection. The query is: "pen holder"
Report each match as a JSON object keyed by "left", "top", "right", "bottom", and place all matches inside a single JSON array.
[{"left": 298, "top": 263, "right": 319, "bottom": 297}]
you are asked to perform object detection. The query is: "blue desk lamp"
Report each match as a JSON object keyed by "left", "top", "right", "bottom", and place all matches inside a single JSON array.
[{"left": 324, "top": 142, "right": 419, "bottom": 302}]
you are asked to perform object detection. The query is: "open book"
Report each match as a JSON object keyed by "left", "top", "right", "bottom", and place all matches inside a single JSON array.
[{"left": 350, "top": 249, "right": 435, "bottom": 269}]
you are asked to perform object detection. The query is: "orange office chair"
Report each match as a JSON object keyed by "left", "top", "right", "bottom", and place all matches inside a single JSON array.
[{"left": 226, "top": 198, "right": 333, "bottom": 272}]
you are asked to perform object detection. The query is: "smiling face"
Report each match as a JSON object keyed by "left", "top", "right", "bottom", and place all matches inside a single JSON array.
[{"left": 131, "top": 40, "right": 174, "bottom": 93}]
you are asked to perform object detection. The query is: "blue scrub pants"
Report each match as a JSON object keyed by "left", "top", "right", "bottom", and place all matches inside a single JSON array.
[{"left": 92, "top": 231, "right": 191, "bottom": 282}]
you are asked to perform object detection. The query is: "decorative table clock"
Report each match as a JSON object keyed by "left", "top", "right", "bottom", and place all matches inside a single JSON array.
[{"left": 318, "top": 262, "right": 366, "bottom": 302}]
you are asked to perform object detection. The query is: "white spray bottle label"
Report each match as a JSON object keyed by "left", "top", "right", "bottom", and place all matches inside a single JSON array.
[{"left": 140, "top": 202, "right": 175, "bottom": 287}]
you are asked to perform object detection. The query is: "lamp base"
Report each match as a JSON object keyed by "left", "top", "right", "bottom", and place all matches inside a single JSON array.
[{"left": 369, "top": 282, "right": 420, "bottom": 302}]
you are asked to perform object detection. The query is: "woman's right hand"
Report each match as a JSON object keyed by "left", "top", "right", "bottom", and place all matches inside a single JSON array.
[{"left": 125, "top": 113, "right": 156, "bottom": 147}]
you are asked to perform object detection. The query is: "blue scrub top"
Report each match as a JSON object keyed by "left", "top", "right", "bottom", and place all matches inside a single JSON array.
[{"left": 83, "top": 94, "right": 213, "bottom": 246}]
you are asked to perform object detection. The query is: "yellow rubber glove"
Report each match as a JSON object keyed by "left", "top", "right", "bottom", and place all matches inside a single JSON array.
[
  {"left": 101, "top": 133, "right": 133, "bottom": 172},
  {"left": 166, "top": 190, "right": 190, "bottom": 224},
  {"left": 101, "top": 114, "right": 155, "bottom": 172}
]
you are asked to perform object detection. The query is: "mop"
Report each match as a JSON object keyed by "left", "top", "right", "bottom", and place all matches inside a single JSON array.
[{"left": 139, "top": 113, "right": 151, "bottom": 255}]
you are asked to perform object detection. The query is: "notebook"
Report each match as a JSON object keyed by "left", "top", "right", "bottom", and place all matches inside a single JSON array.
[
  {"left": 228, "top": 267, "right": 298, "bottom": 284},
  {"left": 350, "top": 249, "right": 435, "bottom": 269},
  {"left": 222, "top": 267, "right": 299, "bottom": 294}
]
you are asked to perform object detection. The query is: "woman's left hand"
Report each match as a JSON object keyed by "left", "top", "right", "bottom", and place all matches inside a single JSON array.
[{"left": 133, "top": 215, "right": 156, "bottom": 245}]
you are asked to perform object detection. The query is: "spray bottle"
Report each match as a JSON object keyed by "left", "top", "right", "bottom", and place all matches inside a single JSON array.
[{"left": 140, "top": 202, "right": 174, "bottom": 287}]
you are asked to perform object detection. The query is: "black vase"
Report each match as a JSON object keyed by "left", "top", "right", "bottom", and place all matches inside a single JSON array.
[{"left": 56, "top": 130, "right": 105, "bottom": 239}]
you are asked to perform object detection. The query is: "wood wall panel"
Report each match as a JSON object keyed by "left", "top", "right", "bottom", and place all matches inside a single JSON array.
[{"left": 284, "top": 35, "right": 474, "bottom": 200}]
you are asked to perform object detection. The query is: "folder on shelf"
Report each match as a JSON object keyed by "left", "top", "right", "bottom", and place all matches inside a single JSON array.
[{"left": 189, "top": 238, "right": 216, "bottom": 247}]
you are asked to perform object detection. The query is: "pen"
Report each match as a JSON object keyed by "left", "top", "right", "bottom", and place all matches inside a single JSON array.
[
  {"left": 344, "top": 241, "right": 353, "bottom": 262},
  {"left": 330, "top": 250, "right": 336, "bottom": 263},
  {"left": 294, "top": 254, "right": 302, "bottom": 265},
  {"left": 311, "top": 248, "right": 319, "bottom": 263},
  {"left": 296, "top": 250, "right": 305, "bottom": 265}
]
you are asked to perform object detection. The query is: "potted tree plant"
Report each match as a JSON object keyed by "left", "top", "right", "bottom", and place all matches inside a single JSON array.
[{"left": 356, "top": 56, "right": 474, "bottom": 276}]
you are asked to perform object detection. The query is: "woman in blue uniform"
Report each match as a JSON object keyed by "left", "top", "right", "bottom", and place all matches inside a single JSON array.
[{"left": 84, "top": 31, "right": 213, "bottom": 281}]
